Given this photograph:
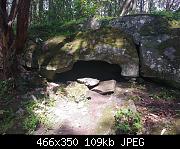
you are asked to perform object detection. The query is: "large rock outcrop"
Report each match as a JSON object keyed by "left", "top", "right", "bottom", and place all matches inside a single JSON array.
[
  {"left": 29, "top": 27, "right": 139, "bottom": 80},
  {"left": 99, "top": 15, "right": 180, "bottom": 89},
  {"left": 139, "top": 35, "right": 180, "bottom": 88},
  {"left": 24, "top": 14, "right": 180, "bottom": 89}
]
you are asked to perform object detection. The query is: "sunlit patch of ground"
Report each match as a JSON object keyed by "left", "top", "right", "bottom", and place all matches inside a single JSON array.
[{"left": 0, "top": 75, "right": 179, "bottom": 135}]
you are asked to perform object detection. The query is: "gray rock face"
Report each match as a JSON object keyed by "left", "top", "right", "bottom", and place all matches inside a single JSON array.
[
  {"left": 91, "top": 80, "right": 116, "bottom": 94},
  {"left": 21, "top": 40, "right": 39, "bottom": 68},
  {"left": 86, "top": 15, "right": 154, "bottom": 44},
  {"left": 84, "top": 44, "right": 139, "bottom": 77},
  {"left": 86, "top": 15, "right": 180, "bottom": 89},
  {"left": 77, "top": 78, "right": 100, "bottom": 87},
  {"left": 109, "top": 15, "right": 154, "bottom": 44},
  {"left": 139, "top": 35, "right": 180, "bottom": 88},
  {"left": 96, "top": 15, "right": 180, "bottom": 89}
]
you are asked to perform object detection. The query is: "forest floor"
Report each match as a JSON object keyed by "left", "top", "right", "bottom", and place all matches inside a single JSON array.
[{"left": 0, "top": 71, "right": 180, "bottom": 135}]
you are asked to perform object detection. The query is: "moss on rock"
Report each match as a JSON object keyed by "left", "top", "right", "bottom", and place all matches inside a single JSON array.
[{"left": 37, "top": 27, "right": 139, "bottom": 80}]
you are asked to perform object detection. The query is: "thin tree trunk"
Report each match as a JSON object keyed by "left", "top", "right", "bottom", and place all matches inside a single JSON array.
[
  {"left": 120, "top": 0, "right": 133, "bottom": 16},
  {"left": 140, "top": 0, "right": 144, "bottom": 13},
  {"left": 39, "top": 0, "right": 43, "bottom": 22}
]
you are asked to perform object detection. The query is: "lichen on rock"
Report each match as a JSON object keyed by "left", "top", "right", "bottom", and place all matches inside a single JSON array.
[
  {"left": 35, "top": 27, "right": 139, "bottom": 80},
  {"left": 139, "top": 34, "right": 180, "bottom": 88}
]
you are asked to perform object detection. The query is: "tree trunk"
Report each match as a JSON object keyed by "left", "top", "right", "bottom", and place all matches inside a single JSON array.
[
  {"left": 39, "top": 0, "right": 43, "bottom": 22},
  {"left": 140, "top": 0, "right": 144, "bottom": 13},
  {"left": 120, "top": 0, "right": 133, "bottom": 16},
  {"left": 15, "top": 0, "right": 31, "bottom": 53},
  {"left": 0, "top": 0, "right": 31, "bottom": 79}
]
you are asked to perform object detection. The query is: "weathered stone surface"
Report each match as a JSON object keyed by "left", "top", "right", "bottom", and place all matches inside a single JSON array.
[
  {"left": 90, "top": 17, "right": 102, "bottom": 30},
  {"left": 139, "top": 35, "right": 180, "bottom": 88},
  {"left": 23, "top": 14, "right": 180, "bottom": 89},
  {"left": 91, "top": 80, "right": 116, "bottom": 94},
  {"left": 86, "top": 90, "right": 111, "bottom": 102},
  {"left": 77, "top": 78, "right": 100, "bottom": 87},
  {"left": 86, "top": 15, "right": 155, "bottom": 44},
  {"left": 87, "top": 15, "right": 178, "bottom": 44},
  {"left": 104, "top": 15, "right": 180, "bottom": 89},
  {"left": 28, "top": 27, "right": 139, "bottom": 80}
]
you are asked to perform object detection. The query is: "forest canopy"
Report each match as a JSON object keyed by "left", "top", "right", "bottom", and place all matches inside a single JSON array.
[{"left": 3, "top": 0, "right": 180, "bottom": 25}]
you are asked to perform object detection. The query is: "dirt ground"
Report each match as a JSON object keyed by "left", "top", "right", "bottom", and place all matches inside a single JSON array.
[{"left": 1, "top": 75, "right": 179, "bottom": 135}]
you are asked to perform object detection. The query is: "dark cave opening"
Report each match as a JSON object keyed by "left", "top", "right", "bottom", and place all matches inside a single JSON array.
[{"left": 54, "top": 60, "right": 124, "bottom": 83}]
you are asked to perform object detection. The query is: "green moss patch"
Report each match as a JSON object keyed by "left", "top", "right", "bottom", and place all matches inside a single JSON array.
[
  {"left": 61, "top": 27, "right": 136, "bottom": 56},
  {"left": 169, "top": 20, "right": 180, "bottom": 28},
  {"left": 38, "top": 27, "right": 137, "bottom": 71}
]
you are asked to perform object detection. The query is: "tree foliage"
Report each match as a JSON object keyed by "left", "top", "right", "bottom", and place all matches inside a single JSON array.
[{"left": 28, "top": 0, "right": 180, "bottom": 25}]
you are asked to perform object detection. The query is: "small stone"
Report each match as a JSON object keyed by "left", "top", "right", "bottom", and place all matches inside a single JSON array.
[{"left": 77, "top": 78, "right": 100, "bottom": 87}]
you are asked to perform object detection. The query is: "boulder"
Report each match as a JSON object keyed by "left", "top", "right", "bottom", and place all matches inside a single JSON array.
[
  {"left": 31, "top": 27, "right": 139, "bottom": 80},
  {"left": 24, "top": 15, "right": 180, "bottom": 89},
  {"left": 91, "top": 80, "right": 116, "bottom": 95},
  {"left": 106, "top": 15, "right": 180, "bottom": 89},
  {"left": 139, "top": 35, "right": 180, "bottom": 88}
]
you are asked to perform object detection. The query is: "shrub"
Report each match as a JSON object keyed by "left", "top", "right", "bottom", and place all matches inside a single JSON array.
[
  {"left": 149, "top": 89, "right": 178, "bottom": 100},
  {"left": 0, "top": 79, "right": 14, "bottom": 101},
  {"left": 152, "top": 10, "right": 180, "bottom": 21},
  {"left": 22, "top": 114, "right": 39, "bottom": 133},
  {"left": 114, "top": 108, "right": 142, "bottom": 134}
]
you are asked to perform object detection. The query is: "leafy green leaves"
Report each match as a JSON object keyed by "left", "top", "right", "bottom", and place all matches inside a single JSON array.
[{"left": 114, "top": 108, "right": 142, "bottom": 134}]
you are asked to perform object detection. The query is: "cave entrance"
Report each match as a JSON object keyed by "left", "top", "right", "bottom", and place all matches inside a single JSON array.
[{"left": 54, "top": 60, "right": 124, "bottom": 83}]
